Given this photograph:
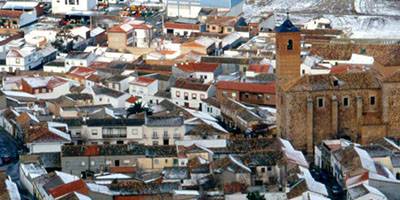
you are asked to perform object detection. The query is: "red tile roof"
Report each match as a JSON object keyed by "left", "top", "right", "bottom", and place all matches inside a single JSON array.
[
  {"left": 0, "top": 10, "right": 24, "bottom": 18},
  {"left": 172, "top": 79, "right": 211, "bottom": 91},
  {"left": 156, "top": 50, "right": 176, "bottom": 55},
  {"left": 129, "top": 77, "right": 156, "bottom": 86},
  {"left": 89, "top": 61, "right": 110, "bottom": 69},
  {"left": 181, "top": 42, "right": 205, "bottom": 48},
  {"left": 165, "top": 21, "right": 200, "bottom": 30},
  {"left": 175, "top": 62, "right": 219, "bottom": 73},
  {"left": 247, "top": 64, "right": 272, "bottom": 74},
  {"left": 126, "top": 96, "right": 139, "bottom": 103},
  {"left": 48, "top": 179, "right": 89, "bottom": 198},
  {"left": 329, "top": 65, "right": 364, "bottom": 74},
  {"left": 109, "top": 166, "right": 136, "bottom": 173},
  {"left": 130, "top": 23, "right": 151, "bottom": 29},
  {"left": 69, "top": 67, "right": 96, "bottom": 79},
  {"left": 216, "top": 81, "right": 275, "bottom": 94}
]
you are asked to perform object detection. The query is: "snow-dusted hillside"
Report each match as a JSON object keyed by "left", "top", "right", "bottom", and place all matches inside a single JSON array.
[{"left": 244, "top": 0, "right": 400, "bottom": 39}]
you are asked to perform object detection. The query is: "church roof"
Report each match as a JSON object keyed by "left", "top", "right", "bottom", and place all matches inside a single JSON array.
[{"left": 275, "top": 19, "right": 300, "bottom": 33}]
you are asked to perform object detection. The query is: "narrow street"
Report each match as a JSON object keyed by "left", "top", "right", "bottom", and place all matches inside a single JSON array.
[{"left": 0, "top": 129, "right": 33, "bottom": 200}]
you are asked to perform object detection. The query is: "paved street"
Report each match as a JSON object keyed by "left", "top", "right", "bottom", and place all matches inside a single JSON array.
[{"left": 0, "top": 129, "right": 33, "bottom": 200}]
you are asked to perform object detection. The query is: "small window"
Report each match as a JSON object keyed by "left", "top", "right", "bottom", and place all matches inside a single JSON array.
[
  {"left": 370, "top": 96, "right": 376, "bottom": 106},
  {"left": 163, "top": 130, "right": 168, "bottom": 138},
  {"left": 245, "top": 93, "right": 249, "bottom": 98},
  {"left": 302, "top": 69, "right": 305, "bottom": 75},
  {"left": 267, "top": 167, "right": 272, "bottom": 171},
  {"left": 92, "top": 129, "right": 98, "bottom": 135},
  {"left": 155, "top": 159, "right": 159, "bottom": 164},
  {"left": 75, "top": 130, "right": 81, "bottom": 136},
  {"left": 176, "top": 91, "right": 180, "bottom": 97},
  {"left": 261, "top": 168, "right": 265, "bottom": 173},
  {"left": 200, "top": 94, "right": 205, "bottom": 99},
  {"left": 343, "top": 97, "right": 349, "bottom": 107},
  {"left": 81, "top": 161, "right": 86, "bottom": 166},
  {"left": 222, "top": 91, "right": 227, "bottom": 97},
  {"left": 91, "top": 161, "right": 95, "bottom": 166},
  {"left": 165, "top": 159, "right": 168, "bottom": 163},
  {"left": 317, "top": 97, "right": 324, "bottom": 108},
  {"left": 16, "top": 58, "right": 20, "bottom": 64},
  {"left": 287, "top": 39, "right": 293, "bottom": 50},
  {"left": 266, "top": 95, "right": 271, "bottom": 100},
  {"left": 258, "top": 94, "right": 262, "bottom": 99},
  {"left": 227, "top": 28, "right": 232, "bottom": 32}
]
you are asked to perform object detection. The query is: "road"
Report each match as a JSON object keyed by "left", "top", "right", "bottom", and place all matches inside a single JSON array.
[{"left": 0, "top": 129, "right": 33, "bottom": 200}]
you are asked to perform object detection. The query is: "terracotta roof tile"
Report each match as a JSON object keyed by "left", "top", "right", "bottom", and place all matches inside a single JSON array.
[
  {"left": 0, "top": 10, "right": 23, "bottom": 18},
  {"left": 247, "top": 64, "right": 272, "bottom": 74},
  {"left": 126, "top": 96, "right": 139, "bottom": 103},
  {"left": 330, "top": 65, "right": 364, "bottom": 74},
  {"left": 175, "top": 62, "right": 219, "bottom": 73},
  {"left": 129, "top": 77, "right": 156, "bottom": 86},
  {"left": 216, "top": 81, "right": 275, "bottom": 94},
  {"left": 48, "top": 179, "right": 88, "bottom": 198},
  {"left": 165, "top": 21, "right": 200, "bottom": 30},
  {"left": 109, "top": 166, "right": 136, "bottom": 173},
  {"left": 172, "top": 79, "right": 211, "bottom": 91}
]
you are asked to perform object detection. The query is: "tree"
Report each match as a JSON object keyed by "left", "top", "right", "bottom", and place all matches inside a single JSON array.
[
  {"left": 126, "top": 102, "right": 148, "bottom": 117},
  {"left": 246, "top": 191, "right": 265, "bottom": 200}
]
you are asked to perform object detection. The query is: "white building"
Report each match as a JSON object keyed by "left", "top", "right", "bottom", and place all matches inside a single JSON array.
[
  {"left": 6, "top": 47, "right": 42, "bottom": 72},
  {"left": 304, "top": 17, "right": 332, "bottom": 30},
  {"left": 129, "top": 77, "right": 158, "bottom": 104},
  {"left": 19, "top": 162, "right": 47, "bottom": 196},
  {"left": 167, "top": 0, "right": 244, "bottom": 18},
  {"left": 171, "top": 79, "right": 215, "bottom": 110},
  {"left": 51, "top": 0, "right": 97, "bottom": 14},
  {"left": 83, "top": 85, "right": 131, "bottom": 108},
  {"left": 25, "top": 122, "right": 71, "bottom": 154},
  {"left": 65, "top": 51, "right": 96, "bottom": 72}
]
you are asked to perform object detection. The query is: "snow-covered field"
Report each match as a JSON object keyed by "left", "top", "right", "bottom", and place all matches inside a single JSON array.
[{"left": 244, "top": 0, "right": 400, "bottom": 39}]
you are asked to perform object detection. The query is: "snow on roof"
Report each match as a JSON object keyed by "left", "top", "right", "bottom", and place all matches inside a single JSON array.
[
  {"left": 173, "top": 190, "right": 200, "bottom": 196},
  {"left": 2, "top": 90, "right": 37, "bottom": 99},
  {"left": 383, "top": 137, "right": 400, "bottom": 151},
  {"left": 279, "top": 138, "right": 295, "bottom": 151},
  {"left": 229, "top": 155, "right": 251, "bottom": 173},
  {"left": 354, "top": 147, "right": 377, "bottom": 173},
  {"left": 55, "top": 171, "right": 79, "bottom": 184},
  {"left": 71, "top": 26, "right": 91, "bottom": 39},
  {"left": 48, "top": 126, "right": 71, "bottom": 142},
  {"left": 91, "top": 27, "right": 105, "bottom": 37},
  {"left": 349, "top": 53, "right": 374, "bottom": 65},
  {"left": 120, "top": 24, "right": 133, "bottom": 32},
  {"left": 20, "top": 163, "right": 47, "bottom": 178},
  {"left": 96, "top": 173, "right": 131, "bottom": 179},
  {"left": 5, "top": 178, "right": 21, "bottom": 200},
  {"left": 299, "top": 166, "right": 328, "bottom": 196},
  {"left": 74, "top": 192, "right": 91, "bottom": 200},
  {"left": 175, "top": 139, "right": 227, "bottom": 148},
  {"left": 87, "top": 183, "right": 117, "bottom": 195},
  {"left": 222, "top": 32, "right": 241, "bottom": 48},
  {"left": 183, "top": 108, "right": 216, "bottom": 122},
  {"left": 317, "top": 18, "right": 331, "bottom": 24},
  {"left": 284, "top": 149, "right": 309, "bottom": 168}
]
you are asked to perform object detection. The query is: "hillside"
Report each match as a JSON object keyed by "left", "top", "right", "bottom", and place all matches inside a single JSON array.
[{"left": 244, "top": 0, "right": 400, "bottom": 39}]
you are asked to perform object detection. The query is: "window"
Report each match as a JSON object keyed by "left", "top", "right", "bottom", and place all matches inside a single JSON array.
[
  {"left": 99, "top": 98, "right": 102, "bottom": 102},
  {"left": 287, "top": 39, "right": 293, "bottom": 50},
  {"left": 165, "top": 159, "right": 168, "bottom": 163},
  {"left": 370, "top": 96, "right": 376, "bottom": 106},
  {"left": 155, "top": 159, "right": 159, "bottom": 164},
  {"left": 15, "top": 58, "right": 20, "bottom": 64},
  {"left": 342, "top": 97, "right": 349, "bottom": 107},
  {"left": 212, "top": 26, "right": 216, "bottom": 30},
  {"left": 81, "top": 161, "right": 85, "bottom": 166},
  {"left": 92, "top": 129, "right": 98, "bottom": 135},
  {"left": 245, "top": 93, "right": 249, "bottom": 98},
  {"left": 132, "top": 129, "right": 138, "bottom": 135},
  {"left": 267, "top": 167, "right": 272, "bottom": 171},
  {"left": 153, "top": 141, "right": 159, "bottom": 145},
  {"left": 222, "top": 91, "right": 227, "bottom": 97},
  {"left": 261, "top": 168, "right": 265, "bottom": 173},
  {"left": 152, "top": 129, "right": 158, "bottom": 138},
  {"left": 258, "top": 94, "right": 262, "bottom": 100},
  {"left": 232, "top": 93, "right": 236, "bottom": 98},
  {"left": 266, "top": 95, "right": 271, "bottom": 100},
  {"left": 75, "top": 130, "right": 81, "bottom": 136},
  {"left": 302, "top": 69, "right": 305, "bottom": 75},
  {"left": 200, "top": 94, "right": 205, "bottom": 99},
  {"left": 91, "top": 161, "right": 95, "bottom": 166},
  {"left": 176, "top": 91, "right": 180, "bottom": 97},
  {"left": 163, "top": 130, "right": 168, "bottom": 138},
  {"left": 317, "top": 97, "right": 324, "bottom": 108},
  {"left": 227, "top": 27, "right": 232, "bottom": 32},
  {"left": 192, "top": 93, "right": 197, "bottom": 99},
  {"left": 106, "top": 160, "right": 112, "bottom": 165}
]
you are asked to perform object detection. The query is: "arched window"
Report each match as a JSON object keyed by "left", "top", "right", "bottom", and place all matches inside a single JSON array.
[{"left": 287, "top": 39, "right": 293, "bottom": 50}]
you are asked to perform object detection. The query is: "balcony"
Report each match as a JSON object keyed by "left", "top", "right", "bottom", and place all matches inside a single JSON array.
[
  {"left": 103, "top": 134, "right": 127, "bottom": 138},
  {"left": 152, "top": 135, "right": 159, "bottom": 139}
]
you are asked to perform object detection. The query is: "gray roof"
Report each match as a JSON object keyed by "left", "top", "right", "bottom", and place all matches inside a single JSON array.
[
  {"left": 162, "top": 167, "right": 190, "bottom": 180},
  {"left": 66, "top": 51, "right": 92, "bottom": 59},
  {"left": 106, "top": 74, "right": 129, "bottom": 83},
  {"left": 359, "top": 145, "right": 394, "bottom": 158},
  {"left": 44, "top": 60, "right": 65, "bottom": 67},
  {"left": 86, "top": 118, "right": 144, "bottom": 127},
  {"left": 145, "top": 116, "right": 183, "bottom": 126},
  {"left": 65, "top": 93, "right": 93, "bottom": 101},
  {"left": 92, "top": 85, "right": 125, "bottom": 98}
]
